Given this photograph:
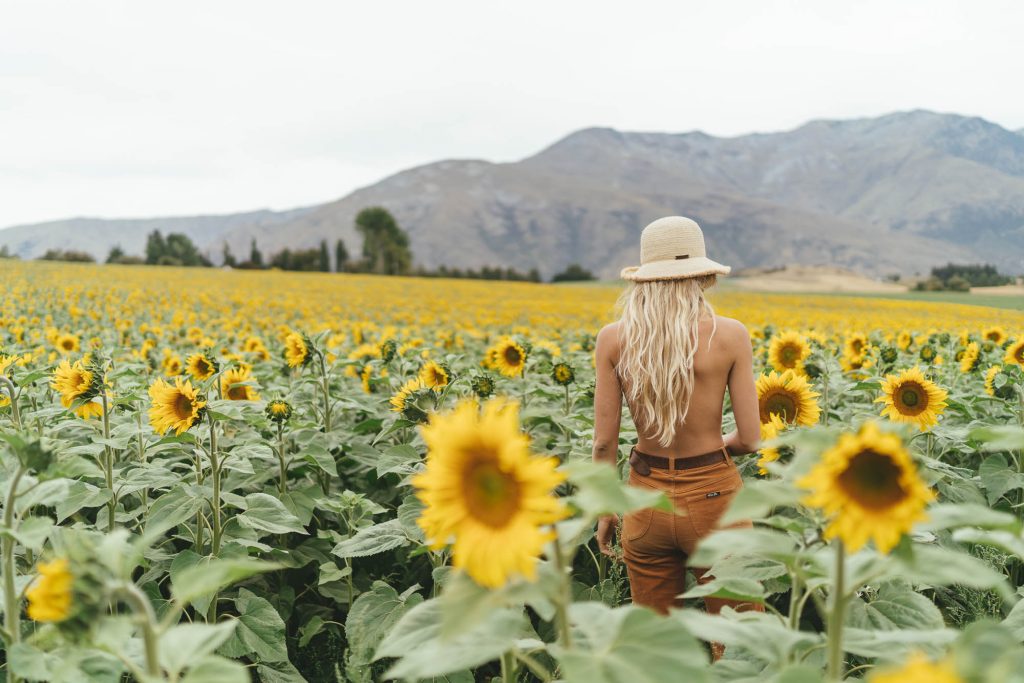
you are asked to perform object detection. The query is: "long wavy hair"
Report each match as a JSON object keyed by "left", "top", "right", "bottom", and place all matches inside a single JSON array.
[{"left": 615, "top": 274, "right": 718, "bottom": 447}]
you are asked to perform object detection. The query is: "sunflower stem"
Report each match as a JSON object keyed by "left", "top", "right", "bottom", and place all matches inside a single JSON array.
[
  {"left": 277, "top": 422, "right": 287, "bottom": 497},
  {"left": 2, "top": 464, "right": 27, "bottom": 667},
  {"left": 114, "top": 582, "right": 162, "bottom": 678},
  {"left": 318, "top": 351, "right": 332, "bottom": 433},
  {"left": 0, "top": 376, "right": 21, "bottom": 430},
  {"left": 206, "top": 413, "right": 223, "bottom": 624},
  {"left": 101, "top": 391, "right": 116, "bottom": 530},
  {"left": 550, "top": 529, "right": 573, "bottom": 649},
  {"left": 500, "top": 650, "right": 516, "bottom": 683},
  {"left": 826, "top": 541, "right": 847, "bottom": 681}
]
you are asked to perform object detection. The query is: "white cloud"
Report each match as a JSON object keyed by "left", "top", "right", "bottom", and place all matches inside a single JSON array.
[{"left": 1, "top": 0, "right": 1022, "bottom": 227}]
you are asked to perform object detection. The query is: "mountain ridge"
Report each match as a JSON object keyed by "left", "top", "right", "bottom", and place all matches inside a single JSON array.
[{"left": 3, "top": 110, "right": 1024, "bottom": 278}]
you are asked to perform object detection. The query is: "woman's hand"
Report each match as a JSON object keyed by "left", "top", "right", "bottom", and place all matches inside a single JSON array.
[{"left": 596, "top": 514, "right": 621, "bottom": 558}]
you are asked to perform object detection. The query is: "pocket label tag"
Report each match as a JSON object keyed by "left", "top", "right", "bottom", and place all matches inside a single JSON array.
[{"left": 706, "top": 491, "right": 721, "bottom": 498}]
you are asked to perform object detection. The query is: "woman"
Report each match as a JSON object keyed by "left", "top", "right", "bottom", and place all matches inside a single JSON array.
[{"left": 592, "top": 216, "right": 764, "bottom": 640}]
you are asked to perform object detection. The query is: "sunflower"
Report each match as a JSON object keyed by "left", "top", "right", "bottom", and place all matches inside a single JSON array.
[
  {"left": 768, "top": 331, "right": 811, "bottom": 373},
  {"left": 162, "top": 352, "right": 183, "bottom": 377},
  {"left": 419, "top": 361, "right": 450, "bottom": 389},
  {"left": 757, "top": 413, "right": 786, "bottom": 476},
  {"left": 55, "top": 333, "right": 80, "bottom": 355},
  {"left": 26, "top": 558, "right": 73, "bottom": 623},
  {"left": 875, "top": 366, "right": 948, "bottom": 431},
  {"left": 896, "top": 331, "right": 913, "bottom": 351},
  {"left": 551, "top": 362, "right": 575, "bottom": 386},
  {"left": 412, "top": 398, "right": 568, "bottom": 587},
  {"left": 756, "top": 370, "right": 821, "bottom": 426},
  {"left": 919, "top": 344, "right": 937, "bottom": 364},
  {"left": 985, "top": 364, "right": 1002, "bottom": 396},
  {"left": 470, "top": 373, "right": 496, "bottom": 399},
  {"left": 958, "top": 342, "right": 981, "bottom": 373},
  {"left": 50, "top": 359, "right": 103, "bottom": 418},
  {"left": 797, "top": 421, "right": 934, "bottom": 554},
  {"left": 1004, "top": 338, "right": 1024, "bottom": 367},
  {"left": 868, "top": 652, "right": 962, "bottom": 683},
  {"left": 284, "top": 332, "right": 311, "bottom": 367},
  {"left": 490, "top": 338, "right": 527, "bottom": 378},
  {"left": 265, "top": 399, "right": 293, "bottom": 423},
  {"left": 844, "top": 332, "right": 869, "bottom": 360},
  {"left": 186, "top": 352, "right": 218, "bottom": 381},
  {"left": 221, "top": 365, "right": 260, "bottom": 401},
  {"left": 390, "top": 377, "right": 427, "bottom": 413},
  {"left": 982, "top": 326, "right": 1007, "bottom": 345},
  {"left": 148, "top": 377, "right": 206, "bottom": 435}
]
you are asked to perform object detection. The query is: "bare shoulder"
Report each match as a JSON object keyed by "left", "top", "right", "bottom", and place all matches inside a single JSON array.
[
  {"left": 598, "top": 321, "right": 618, "bottom": 350},
  {"left": 712, "top": 315, "right": 752, "bottom": 348},
  {"left": 595, "top": 322, "right": 621, "bottom": 357}
]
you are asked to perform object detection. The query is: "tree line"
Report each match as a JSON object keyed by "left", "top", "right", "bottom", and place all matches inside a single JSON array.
[{"left": 26, "top": 206, "right": 596, "bottom": 282}]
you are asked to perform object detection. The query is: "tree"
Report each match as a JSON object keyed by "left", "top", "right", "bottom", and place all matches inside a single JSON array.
[
  {"left": 250, "top": 239, "right": 264, "bottom": 268},
  {"left": 318, "top": 240, "right": 330, "bottom": 272},
  {"left": 222, "top": 243, "right": 237, "bottom": 268},
  {"left": 106, "top": 245, "right": 125, "bottom": 264},
  {"left": 145, "top": 231, "right": 167, "bottom": 265},
  {"left": 334, "top": 239, "right": 349, "bottom": 272},
  {"left": 354, "top": 207, "right": 412, "bottom": 276},
  {"left": 551, "top": 263, "right": 595, "bottom": 282}
]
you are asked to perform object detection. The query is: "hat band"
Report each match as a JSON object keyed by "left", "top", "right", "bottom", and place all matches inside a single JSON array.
[{"left": 675, "top": 254, "right": 689, "bottom": 260}]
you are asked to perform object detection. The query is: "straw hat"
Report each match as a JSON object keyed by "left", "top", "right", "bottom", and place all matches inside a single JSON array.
[{"left": 619, "top": 216, "right": 731, "bottom": 282}]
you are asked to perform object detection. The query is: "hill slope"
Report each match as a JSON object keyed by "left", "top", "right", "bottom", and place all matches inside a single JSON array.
[{"left": 3, "top": 110, "right": 1024, "bottom": 278}]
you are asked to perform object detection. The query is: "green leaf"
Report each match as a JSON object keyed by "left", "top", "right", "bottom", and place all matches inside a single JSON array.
[
  {"left": 562, "top": 460, "right": 671, "bottom": 519},
  {"left": 229, "top": 587, "right": 289, "bottom": 663},
  {"left": 171, "top": 556, "right": 280, "bottom": 606},
  {"left": 332, "top": 519, "right": 410, "bottom": 559},
  {"left": 843, "top": 626, "right": 955, "bottom": 659},
  {"left": 845, "top": 580, "right": 944, "bottom": 631},
  {"left": 689, "top": 527, "right": 800, "bottom": 567},
  {"left": 969, "top": 425, "right": 1024, "bottom": 451},
  {"left": 159, "top": 622, "right": 237, "bottom": 679},
  {"left": 720, "top": 479, "right": 803, "bottom": 525},
  {"left": 979, "top": 454, "right": 1024, "bottom": 505},
  {"left": 237, "top": 493, "right": 308, "bottom": 536},
  {"left": 376, "top": 600, "right": 535, "bottom": 679},
  {"left": 56, "top": 481, "right": 112, "bottom": 523},
  {"left": 552, "top": 602, "right": 709, "bottom": 683},
  {"left": 181, "top": 656, "right": 249, "bottom": 683},
  {"left": 145, "top": 485, "right": 204, "bottom": 536},
  {"left": 919, "top": 503, "right": 1021, "bottom": 533},
  {"left": 301, "top": 443, "right": 338, "bottom": 477},
  {"left": 15, "top": 478, "right": 70, "bottom": 512},
  {"left": 675, "top": 608, "right": 823, "bottom": 664},
  {"left": 682, "top": 576, "right": 765, "bottom": 603},
  {"left": 256, "top": 660, "right": 310, "bottom": 683},
  {"left": 345, "top": 581, "right": 424, "bottom": 679},
  {"left": 893, "top": 544, "right": 1012, "bottom": 600},
  {"left": 2, "top": 516, "right": 54, "bottom": 550}
]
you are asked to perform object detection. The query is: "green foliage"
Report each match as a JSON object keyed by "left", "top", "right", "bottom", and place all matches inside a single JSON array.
[
  {"left": 354, "top": 207, "right": 412, "bottom": 275},
  {"left": 144, "top": 230, "right": 211, "bottom": 267},
  {"left": 551, "top": 263, "right": 596, "bottom": 282}
]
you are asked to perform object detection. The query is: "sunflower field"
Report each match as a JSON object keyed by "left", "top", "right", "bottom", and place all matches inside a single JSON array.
[{"left": 2, "top": 259, "right": 1024, "bottom": 683}]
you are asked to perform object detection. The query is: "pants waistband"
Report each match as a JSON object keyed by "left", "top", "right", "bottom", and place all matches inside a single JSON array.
[{"left": 628, "top": 445, "right": 729, "bottom": 474}]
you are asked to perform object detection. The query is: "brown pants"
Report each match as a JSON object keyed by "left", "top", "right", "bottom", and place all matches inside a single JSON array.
[{"left": 621, "top": 447, "right": 763, "bottom": 656}]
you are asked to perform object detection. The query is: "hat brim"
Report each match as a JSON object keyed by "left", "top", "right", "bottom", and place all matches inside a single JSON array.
[{"left": 620, "top": 256, "right": 731, "bottom": 282}]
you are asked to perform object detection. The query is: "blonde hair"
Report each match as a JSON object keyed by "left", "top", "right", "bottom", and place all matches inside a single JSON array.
[{"left": 615, "top": 275, "right": 718, "bottom": 447}]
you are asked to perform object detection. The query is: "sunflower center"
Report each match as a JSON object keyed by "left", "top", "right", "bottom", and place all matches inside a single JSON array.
[
  {"left": 174, "top": 393, "right": 194, "bottom": 420},
  {"left": 504, "top": 347, "right": 521, "bottom": 365},
  {"left": 781, "top": 345, "right": 798, "bottom": 363},
  {"left": 764, "top": 391, "right": 798, "bottom": 422},
  {"left": 463, "top": 460, "right": 521, "bottom": 528},
  {"left": 1015, "top": 348, "right": 1024, "bottom": 364},
  {"left": 896, "top": 382, "right": 927, "bottom": 415},
  {"left": 837, "top": 450, "right": 907, "bottom": 511},
  {"left": 227, "top": 385, "right": 245, "bottom": 400},
  {"left": 197, "top": 359, "right": 210, "bottom": 374},
  {"left": 61, "top": 340, "right": 73, "bottom": 350}
]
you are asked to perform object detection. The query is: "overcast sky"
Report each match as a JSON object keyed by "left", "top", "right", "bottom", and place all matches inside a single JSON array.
[{"left": 2, "top": 0, "right": 1023, "bottom": 229}]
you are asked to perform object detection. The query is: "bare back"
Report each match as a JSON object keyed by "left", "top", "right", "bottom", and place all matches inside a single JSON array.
[{"left": 593, "top": 313, "right": 761, "bottom": 460}]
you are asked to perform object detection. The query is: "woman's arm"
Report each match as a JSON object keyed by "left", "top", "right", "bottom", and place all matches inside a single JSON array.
[
  {"left": 723, "top": 322, "right": 761, "bottom": 456},
  {"left": 592, "top": 324, "right": 623, "bottom": 467},
  {"left": 592, "top": 323, "right": 623, "bottom": 557}
]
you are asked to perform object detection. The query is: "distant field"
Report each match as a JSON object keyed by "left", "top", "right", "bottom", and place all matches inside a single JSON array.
[{"left": 748, "top": 289, "right": 1024, "bottom": 313}]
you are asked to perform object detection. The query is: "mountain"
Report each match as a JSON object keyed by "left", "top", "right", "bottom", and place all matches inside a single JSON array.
[{"left": 4, "top": 110, "right": 1024, "bottom": 278}]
